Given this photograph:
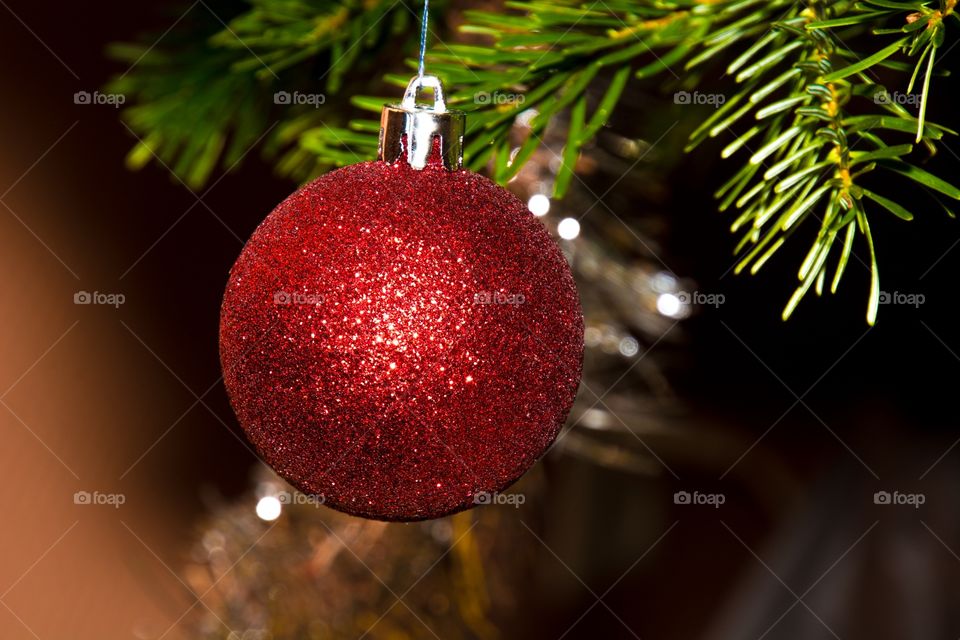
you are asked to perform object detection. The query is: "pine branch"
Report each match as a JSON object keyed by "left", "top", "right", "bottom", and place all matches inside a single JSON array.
[
  {"left": 106, "top": 0, "right": 417, "bottom": 188},
  {"left": 108, "top": 0, "right": 960, "bottom": 323}
]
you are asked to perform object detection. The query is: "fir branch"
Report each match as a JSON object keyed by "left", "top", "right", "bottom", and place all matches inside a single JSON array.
[
  {"left": 106, "top": 0, "right": 414, "bottom": 188},
  {"left": 108, "top": 0, "right": 960, "bottom": 323}
]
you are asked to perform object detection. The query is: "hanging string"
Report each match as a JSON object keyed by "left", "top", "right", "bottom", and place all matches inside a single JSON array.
[{"left": 418, "top": 0, "right": 430, "bottom": 78}]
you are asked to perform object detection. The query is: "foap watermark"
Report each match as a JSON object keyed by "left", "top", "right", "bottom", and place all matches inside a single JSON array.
[
  {"left": 274, "top": 291, "right": 324, "bottom": 305},
  {"left": 277, "top": 490, "right": 326, "bottom": 506},
  {"left": 874, "top": 490, "right": 925, "bottom": 508},
  {"left": 873, "top": 89, "right": 920, "bottom": 107},
  {"left": 674, "top": 91, "right": 726, "bottom": 107},
  {"left": 677, "top": 291, "right": 725, "bottom": 308},
  {"left": 473, "top": 490, "right": 526, "bottom": 508},
  {"left": 879, "top": 291, "right": 925, "bottom": 308},
  {"left": 473, "top": 291, "right": 526, "bottom": 305},
  {"left": 74, "top": 290, "right": 125, "bottom": 308},
  {"left": 74, "top": 90, "right": 126, "bottom": 108},
  {"left": 474, "top": 90, "right": 525, "bottom": 106},
  {"left": 274, "top": 91, "right": 326, "bottom": 108},
  {"left": 674, "top": 490, "right": 725, "bottom": 508},
  {"left": 74, "top": 490, "right": 126, "bottom": 508}
]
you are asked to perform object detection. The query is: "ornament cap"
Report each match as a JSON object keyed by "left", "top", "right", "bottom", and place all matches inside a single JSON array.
[{"left": 379, "top": 74, "right": 465, "bottom": 170}]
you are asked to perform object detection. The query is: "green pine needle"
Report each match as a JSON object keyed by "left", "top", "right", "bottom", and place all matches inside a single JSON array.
[{"left": 106, "top": 0, "right": 959, "bottom": 323}]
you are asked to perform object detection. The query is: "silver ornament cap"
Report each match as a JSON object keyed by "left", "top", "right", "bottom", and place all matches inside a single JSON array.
[{"left": 378, "top": 74, "right": 465, "bottom": 170}]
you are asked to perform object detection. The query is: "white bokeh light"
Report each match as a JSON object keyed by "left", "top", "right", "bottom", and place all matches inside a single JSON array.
[
  {"left": 650, "top": 271, "right": 678, "bottom": 293},
  {"left": 618, "top": 336, "right": 640, "bottom": 357},
  {"left": 255, "top": 496, "right": 282, "bottom": 521},
  {"left": 557, "top": 217, "right": 580, "bottom": 240},
  {"left": 656, "top": 293, "right": 683, "bottom": 318},
  {"left": 527, "top": 193, "right": 551, "bottom": 216}
]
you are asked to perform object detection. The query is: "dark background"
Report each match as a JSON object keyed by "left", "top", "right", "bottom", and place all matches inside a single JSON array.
[{"left": 2, "top": 1, "right": 960, "bottom": 638}]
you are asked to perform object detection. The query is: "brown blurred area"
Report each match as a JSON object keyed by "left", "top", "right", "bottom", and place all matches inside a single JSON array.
[
  {"left": 0, "top": 2, "right": 282, "bottom": 637},
  {"left": 4, "top": 1, "right": 960, "bottom": 639}
]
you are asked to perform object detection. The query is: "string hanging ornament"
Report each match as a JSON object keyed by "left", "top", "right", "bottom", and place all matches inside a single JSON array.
[{"left": 219, "top": 2, "right": 583, "bottom": 521}]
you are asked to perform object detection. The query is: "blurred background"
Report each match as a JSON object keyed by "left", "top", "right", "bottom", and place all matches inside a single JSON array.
[{"left": 3, "top": 1, "right": 960, "bottom": 638}]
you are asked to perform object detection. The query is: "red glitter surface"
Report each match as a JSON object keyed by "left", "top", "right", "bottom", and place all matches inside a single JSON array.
[{"left": 220, "top": 160, "right": 583, "bottom": 521}]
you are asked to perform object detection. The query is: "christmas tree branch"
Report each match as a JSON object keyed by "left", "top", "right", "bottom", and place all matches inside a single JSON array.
[
  {"left": 108, "top": 0, "right": 960, "bottom": 323},
  {"left": 106, "top": 0, "right": 417, "bottom": 188}
]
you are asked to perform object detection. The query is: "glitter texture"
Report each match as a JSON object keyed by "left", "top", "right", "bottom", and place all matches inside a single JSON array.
[{"left": 220, "top": 160, "right": 583, "bottom": 521}]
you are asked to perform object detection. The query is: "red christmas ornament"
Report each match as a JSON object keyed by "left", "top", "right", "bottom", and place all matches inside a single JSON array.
[{"left": 220, "top": 76, "right": 583, "bottom": 520}]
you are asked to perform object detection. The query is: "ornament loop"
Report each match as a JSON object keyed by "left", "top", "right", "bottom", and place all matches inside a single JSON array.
[
  {"left": 379, "top": 74, "right": 465, "bottom": 171},
  {"left": 401, "top": 74, "right": 447, "bottom": 113}
]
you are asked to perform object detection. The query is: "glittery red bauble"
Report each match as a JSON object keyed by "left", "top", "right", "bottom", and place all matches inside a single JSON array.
[{"left": 220, "top": 160, "right": 583, "bottom": 521}]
